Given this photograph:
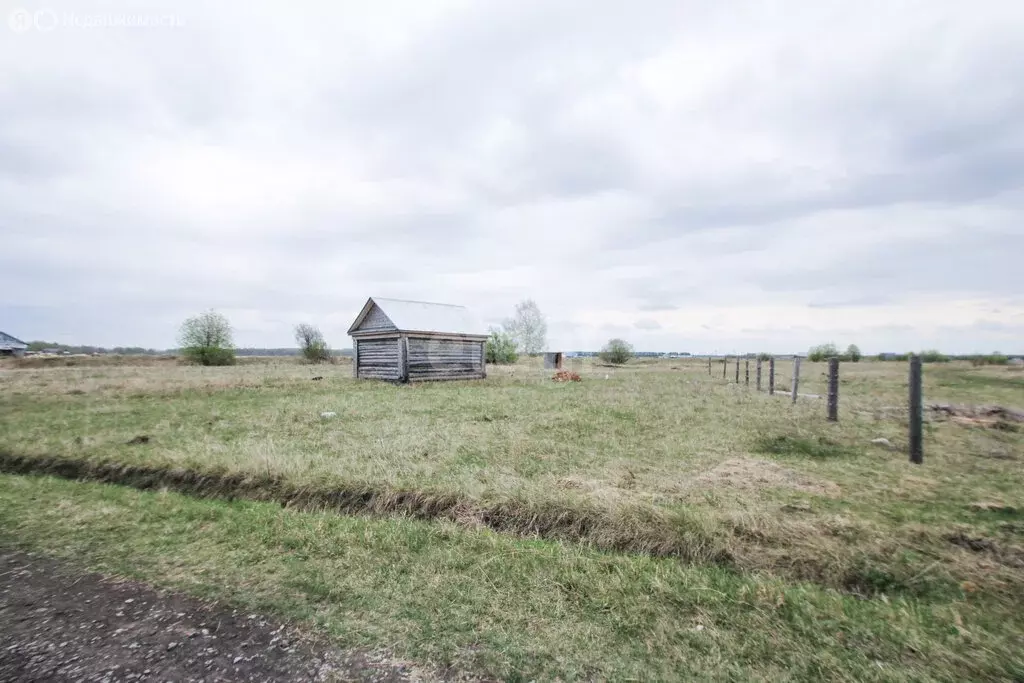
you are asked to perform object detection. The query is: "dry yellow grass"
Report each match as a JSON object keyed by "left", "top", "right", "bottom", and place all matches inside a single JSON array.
[
  {"left": 1, "top": 355, "right": 1023, "bottom": 679},
  {"left": 2, "top": 355, "right": 1021, "bottom": 596}
]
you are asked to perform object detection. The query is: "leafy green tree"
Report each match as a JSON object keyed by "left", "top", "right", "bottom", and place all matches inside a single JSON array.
[
  {"left": 846, "top": 344, "right": 862, "bottom": 362},
  {"left": 178, "top": 310, "right": 236, "bottom": 366},
  {"left": 599, "top": 338, "right": 634, "bottom": 365},
  {"left": 294, "top": 323, "right": 331, "bottom": 363},
  {"left": 485, "top": 329, "right": 518, "bottom": 364}
]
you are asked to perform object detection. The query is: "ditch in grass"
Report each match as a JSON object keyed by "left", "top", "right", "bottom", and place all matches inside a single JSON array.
[
  {"left": 3, "top": 473, "right": 1024, "bottom": 682},
  {"left": 5, "top": 451, "right": 1021, "bottom": 603}
]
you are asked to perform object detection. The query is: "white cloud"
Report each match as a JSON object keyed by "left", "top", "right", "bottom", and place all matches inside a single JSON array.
[{"left": 1, "top": 0, "right": 1023, "bottom": 353}]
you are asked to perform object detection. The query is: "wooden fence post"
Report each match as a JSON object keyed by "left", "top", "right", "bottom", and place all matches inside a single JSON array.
[
  {"left": 756, "top": 359, "right": 762, "bottom": 391},
  {"left": 909, "top": 355, "right": 923, "bottom": 464},
  {"left": 827, "top": 358, "right": 839, "bottom": 421},
  {"left": 708, "top": 356, "right": 712, "bottom": 376},
  {"left": 791, "top": 357, "right": 801, "bottom": 403},
  {"left": 768, "top": 357, "right": 775, "bottom": 395},
  {"left": 723, "top": 357, "right": 727, "bottom": 379},
  {"left": 735, "top": 357, "right": 740, "bottom": 383},
  {"left": 745, "top": 359, "right": 750, "bottom": 386}
]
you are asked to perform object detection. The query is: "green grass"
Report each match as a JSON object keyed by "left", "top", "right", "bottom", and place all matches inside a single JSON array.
[
  {"left": 754, "top": 434, "right": 860, "bottom": 459},
  {"left": 927, "top": 365, "right": 1024, "bottom": 402},
  {"left": 1, "top": 356, "right": 1022, "bottom": 678},
  {"left": 2, "top": 474, "right": 1023, "bottom": 682},
  {"left": 1, "top": 359, "right": 1022, "bottom": 583}
]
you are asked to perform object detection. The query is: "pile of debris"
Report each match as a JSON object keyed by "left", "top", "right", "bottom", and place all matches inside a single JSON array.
[
  {"left": 930, "top": 404, "right": 1024, "bottom": 430},
  {"left": 552, "top": 370, "right": 582, "bottom": 382}
]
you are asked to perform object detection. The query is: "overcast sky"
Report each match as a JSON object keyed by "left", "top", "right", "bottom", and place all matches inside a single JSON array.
[{"left": 2, "top": 0, "right": 1022, "bottom": 353}]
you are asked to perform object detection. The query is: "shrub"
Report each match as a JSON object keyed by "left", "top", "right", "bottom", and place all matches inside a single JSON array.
[
  {"left": 970, "top": 353, "right": 1008, "bottom": 366},
  {"left": 846, "top": 344, "right": 862, "bottom": 362},
  {"left": 599, "top": 338, "right": 634, "bottom": 365},
  {"left": 808, "top": 343, "right": 840, "bottom": 362},
  {"left": 919, "top": 349, "right": 949, "bottom": 363},
  {"left": 756, "top": 352, "right": 772, "bottom": 361},
  {"left": 294, "top": 324, "right": 331, "bottom": 363},
  {"left": 485, "top": 329, "right": 518, "bottom": 364},
  {"left": 178, "top": 310, "right": 236, "bottom": 366}
]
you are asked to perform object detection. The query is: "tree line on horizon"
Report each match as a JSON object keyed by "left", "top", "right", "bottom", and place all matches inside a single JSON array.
[{"left": 26, "top": 316, "right": 1015, "bottom": 367}]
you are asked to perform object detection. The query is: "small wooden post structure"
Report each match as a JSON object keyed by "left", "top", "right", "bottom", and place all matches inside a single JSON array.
[
  {"left": 909, "top": 355, "right": 923, "bottom": 464},
  {"left": 827, "top": 358, "right": 839, "bottom": 421},
  {"left": 543, "top": 352, "right": 563, "bottom": 370},
  {"left": 768, "top": 357, "right": 775, "bottom": 395},
  {"left": 708, "top": 356, "right": 712, "bottom": 376},
  {"left": 756, "top": 358, "right": 762, "bottom": 391},
  {"left": 745, "top": 359, "right": 750, "bottom": 386},
  {"left": 723, "top": 357, "right": 727, "bottom": 379},
  {"left": 790, "top": 357, "right": 801, "bottom": 403}
]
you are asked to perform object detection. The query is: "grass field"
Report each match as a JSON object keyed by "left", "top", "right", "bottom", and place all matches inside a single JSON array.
[{"left": 1, "top": 356, "right": 1022, "bottom": 680}]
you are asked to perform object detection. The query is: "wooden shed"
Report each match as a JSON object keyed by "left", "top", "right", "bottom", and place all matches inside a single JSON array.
[
  {"left": 0, "top": 330, "right": 27, "bottom": 357},
  {"left": 347, "top": 297, "right": 488, "bottom": 382}
]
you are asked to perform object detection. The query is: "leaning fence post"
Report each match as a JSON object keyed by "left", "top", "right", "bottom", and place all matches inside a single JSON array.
[
  {"left": 756, "top": 358, "right": 762, "bottom": 391},
  {"left": 745, "top": 358, "right": 750, "bottom": 386},
  {"left": 827, "top": 358, "right": 839, "bottom": 421},
  {"left": 768, "top": 357, "right": 776, "bottom": 395},
  {"left": 909, "top": 355, "right": 923, "bottom": 464},
  {"left": 791, "top": 357, "right": 801, "bottom": 403}
]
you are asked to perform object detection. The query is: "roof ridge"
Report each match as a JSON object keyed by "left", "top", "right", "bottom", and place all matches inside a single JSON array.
[{"left": 372, "top": 297, "right": 466, "bottom": 309}]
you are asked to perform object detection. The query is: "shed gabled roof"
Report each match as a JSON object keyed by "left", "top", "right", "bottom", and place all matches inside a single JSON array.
[
  {"left": 0, "top": 330, "right": 27, "bottom": 349},
  {"left": 347, "top": 297, "right": 488, "bottom": 337}
]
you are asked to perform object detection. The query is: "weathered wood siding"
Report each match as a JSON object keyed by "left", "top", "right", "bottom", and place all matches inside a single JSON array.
[
  {"left": 355, "top": 338, "right": 400, "bottom": 380},
  {"left": 354, "top": 304, "right": 396, "bottom": 334},
  {"left": 406, "top": 337, "right": 485, "bottom": 381}
]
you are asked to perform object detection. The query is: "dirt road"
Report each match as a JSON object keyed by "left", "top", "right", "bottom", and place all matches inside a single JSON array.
[{"left": 0, "top": 549, "right": 424, "bottom": 682}]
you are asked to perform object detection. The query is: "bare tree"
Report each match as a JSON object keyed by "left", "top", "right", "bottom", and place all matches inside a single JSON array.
[
  {"left": 503, "top": 299, "right": 547, "bottom": 355},
  {"left": 294, "top": 323, "right": 331, "bottom": 363}
]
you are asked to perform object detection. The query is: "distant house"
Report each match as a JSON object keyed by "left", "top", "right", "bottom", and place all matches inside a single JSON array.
[
  {"left": 0, "top": 331, "right": 28, "bottom": 357},
  {"left": 347, "top": 297, "right": 488, "bottom": 382}
]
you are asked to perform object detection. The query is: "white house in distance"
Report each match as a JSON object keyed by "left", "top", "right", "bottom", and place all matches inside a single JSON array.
[
  {"left": 0, "top": 330, "right": 28, "bottom": 357},
  {"left": 347, "top": 297, "right": 488, "bottom": 382}
]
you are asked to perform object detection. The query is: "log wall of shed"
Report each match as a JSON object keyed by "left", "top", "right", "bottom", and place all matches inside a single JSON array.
[
  {"left": 406, "top": 337, "right": 485, "bottom": 380},
  {"left": 354, "top": 338, "right": 400, "bottom": 380}
]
